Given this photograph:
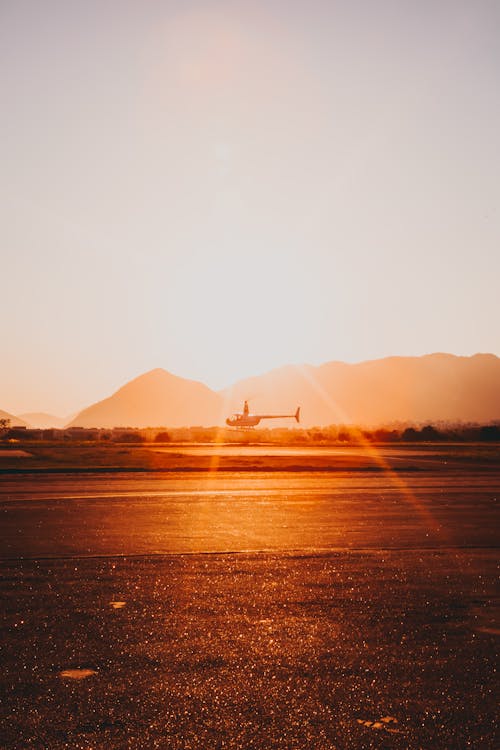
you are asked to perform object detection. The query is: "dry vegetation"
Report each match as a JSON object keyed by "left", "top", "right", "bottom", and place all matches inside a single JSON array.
[
  {"left": 2, "top": 421, "right": 500, "bottom": 446},
  {"left": 0, "top": 438, "right": 499, "bottom": 474}
]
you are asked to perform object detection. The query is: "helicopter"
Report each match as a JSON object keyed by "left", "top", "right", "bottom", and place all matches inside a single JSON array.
[{"left": 226, "top": 400, "right": 300, "bottom": 428}]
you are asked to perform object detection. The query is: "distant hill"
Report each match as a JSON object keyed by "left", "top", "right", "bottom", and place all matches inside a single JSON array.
[
  {"left": 67, "top": 354, "right": 500, "bottom": 428},
  {"left": 20, "top": 412, "right": 68, "bottom": 429},
  {"left": 68, "top": 368, "right": 224, "bottom": 428},
  {"left": 0, "top": 409, "right": 28, "bottom": 428},
  {"left": 224, "top": 353, "right": 500, "bottom": 426}
]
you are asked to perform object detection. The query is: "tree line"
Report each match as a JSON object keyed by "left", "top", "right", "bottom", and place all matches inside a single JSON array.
[{"left": 2, "top": 420, "right": 499, "bottom": 443}]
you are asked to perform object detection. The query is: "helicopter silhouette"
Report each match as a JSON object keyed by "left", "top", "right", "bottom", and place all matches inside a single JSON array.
[{"left": 226, "top": 400, "right": 300, "bottom": 428}]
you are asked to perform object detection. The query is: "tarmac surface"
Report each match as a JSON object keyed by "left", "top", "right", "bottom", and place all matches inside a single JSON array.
[{"left": 0, "top": 445, "right": 499, "bottom": 748}]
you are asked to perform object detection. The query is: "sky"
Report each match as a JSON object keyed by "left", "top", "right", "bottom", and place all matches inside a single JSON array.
[{"left": 1, "top": 0, "right": 499, "bottom": 416}]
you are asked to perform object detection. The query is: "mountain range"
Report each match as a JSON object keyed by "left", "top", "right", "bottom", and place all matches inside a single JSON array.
[
  {"left": 18, "top": 412, "right": 70, "bottom": 429},
  {"left": 0, "top": 409, "right": 28, "bottom": 428},
  {"left": 68, "top": 369, "right": 222, "bottom": 429},
  {"left": 4, "top": 354, "right": 500, "bottom": 429},
  {"left": 68, "top": 353, "right": 500, "bottom": 428}
]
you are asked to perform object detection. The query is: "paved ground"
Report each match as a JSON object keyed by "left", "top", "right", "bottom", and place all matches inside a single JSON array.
[
  {"left": 1, "top": 468, "right": 498, "bottom": 558},
  {"left": 0, "top": 446, "right": 498, "bottom": 748}
]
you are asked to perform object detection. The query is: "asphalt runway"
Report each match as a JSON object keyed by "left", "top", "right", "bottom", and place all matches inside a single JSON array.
[
  {"left": 1, "top": 447, "right": 499, "bottom": 748},
  {"left": 0, "top": 468, "right": 498, "bottom": 558}
]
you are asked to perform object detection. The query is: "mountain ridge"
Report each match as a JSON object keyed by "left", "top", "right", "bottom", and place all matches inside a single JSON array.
[
  {"left": 64, "top": 353, "right": 500, "bottom": 428},
  {"left": 0, "top": 409, "right": 28, "bottom": 428},
  {"left": 19, "top": 412, "right": 69, "bottom": 429},
  {"left": 68, "top": 367, "right": 223, "bottom": 428}
]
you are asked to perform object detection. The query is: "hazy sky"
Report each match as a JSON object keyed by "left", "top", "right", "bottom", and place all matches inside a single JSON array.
[{"left": 1, "top": 0, "right": 499, "bottom": 415}]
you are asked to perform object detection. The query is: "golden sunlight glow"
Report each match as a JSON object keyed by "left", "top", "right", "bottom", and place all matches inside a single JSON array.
[
  {"left": 294, "top": 365, "right": 446, "bottom": 543},
  {"left": 1, "top": 1, "right": 498, "bottom": 414}
]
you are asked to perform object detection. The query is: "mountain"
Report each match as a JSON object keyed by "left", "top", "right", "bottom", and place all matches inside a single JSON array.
[
  {"left": 0, "top": 409, "right": 28, "bottom": 427},
  {"left": 68, "top": 368, "right": 224, "bottom": 428},
  {"left": 224, "top": 354, "right": 500, "bottom": 426},
  {"left": 67, "top": 354, "right": 500, "bottom": 429},
  {"left": 20, "top": 412, "right": 68, "bottom": 429}
]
